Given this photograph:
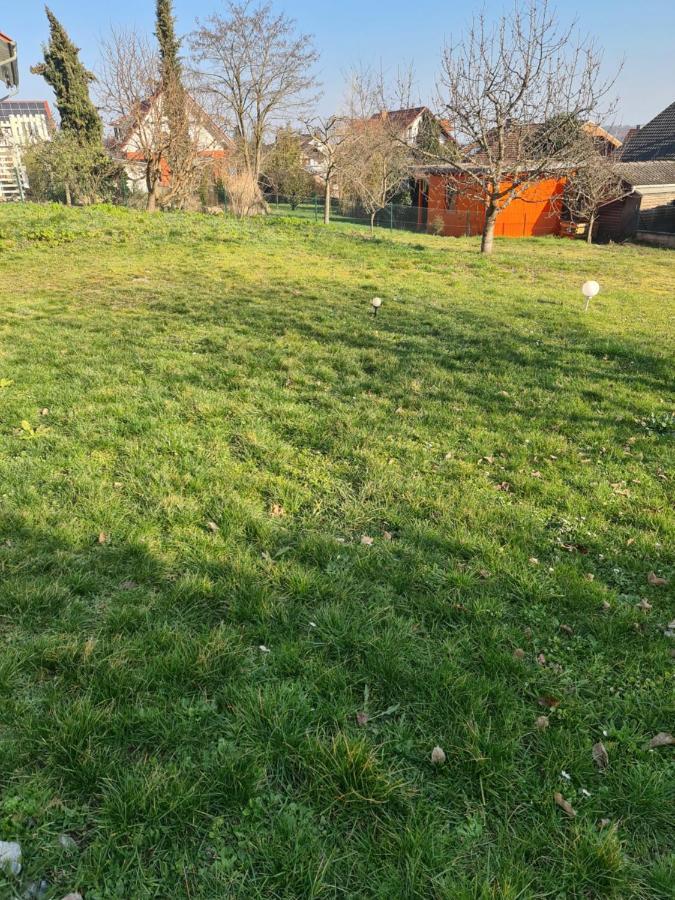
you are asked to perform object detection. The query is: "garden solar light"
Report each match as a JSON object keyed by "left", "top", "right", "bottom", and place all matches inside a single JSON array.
[
  {"left": 371, "top": 297, "right": 382, "bottom": 316},
  {"left": 581, "top": 280, "right": 600, "bottom": 311}
]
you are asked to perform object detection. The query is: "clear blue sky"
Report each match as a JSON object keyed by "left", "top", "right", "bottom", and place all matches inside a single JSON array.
[{"left": 5, "top": 0, "right": 674, "bottom": 127}]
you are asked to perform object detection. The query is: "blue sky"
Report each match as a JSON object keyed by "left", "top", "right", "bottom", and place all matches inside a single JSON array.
[{"left": 5, "top": 1, "right": 674, "bottom": 127}]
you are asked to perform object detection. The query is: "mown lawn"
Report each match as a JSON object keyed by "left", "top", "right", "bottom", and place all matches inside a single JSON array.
[{"left": 0, "top": 204, "right": 673, "bottom": 899}]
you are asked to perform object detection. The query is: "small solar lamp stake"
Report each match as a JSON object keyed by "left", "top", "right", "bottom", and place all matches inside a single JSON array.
[
  {"left": 371, "top": 297, "right": 382, "bottom": 316},
  {"left": 581, "top": 280, "right": 600, "bottom": 311}
]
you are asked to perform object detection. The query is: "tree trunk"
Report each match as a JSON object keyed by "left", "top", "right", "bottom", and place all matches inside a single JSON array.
[
  {"left": 481, "top": 204, "right": 498, "bottom": 254},
  {"left": 370, "top": 211, "right": 376, "bottom": 235},
  {"left": 147, "top": 179, "right": 159, "bottom": 213},
  {"left": 64, "top": 183, "right": 72, "bottom": 207},
  {"left": 587, "top": 212, "right": 595, "bottom": 244},
  {"left": 323, "top": 177, "right": 331, "bottom": 225}
]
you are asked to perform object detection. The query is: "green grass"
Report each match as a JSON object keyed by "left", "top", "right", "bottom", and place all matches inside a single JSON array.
[{"left": 0, "top": 203, "right": 673, "bottom": 899}]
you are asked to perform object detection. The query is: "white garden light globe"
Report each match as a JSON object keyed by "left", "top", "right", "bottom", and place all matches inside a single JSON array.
[
  {"left": 581, "top": 280, "right": 600, "bottom": 300},
  {"left": 371, "top": 297, "right": 382, "bottom": 309}
]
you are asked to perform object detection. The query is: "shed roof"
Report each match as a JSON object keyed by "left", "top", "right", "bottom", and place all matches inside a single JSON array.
[{"left": 613, "top": 159, "right": 675, "bottom": 187}]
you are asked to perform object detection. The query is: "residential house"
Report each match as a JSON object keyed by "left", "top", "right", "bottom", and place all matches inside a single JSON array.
[
  {"left": 0, "top": 99, "right": 54, "bottom": 201},
  {"left": 110, "top": 91, "right": 232, "bottom": 197},
  {"left": 0, "top": 31, "right": 18, "bottom": 95},
  {"left": 370, "top": 106, "right": 454, "bottom": 149},
  {"left": 597, "top": 100, "right": 675, "bottom": 245}
]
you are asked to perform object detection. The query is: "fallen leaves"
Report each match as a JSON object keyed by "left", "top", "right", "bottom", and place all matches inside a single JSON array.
[
  {"left": 356, "top": 711, "right": 369, "bottom": 727},
  {"left": 513, "top": 648, "right": 526, "bottom": 660},
  {"left": 592, "top": 742, "right": 609, "bottom": 770},
  {"left": 206, "top": 520, "right": 219, "bottom": 533},
  {"left": 495, "top": 481, "right": 512, "bottom": 492},
  {"left": 270, "top": 504, "right": 286, "bottom": 517},
  {"left": 538, "top": 696, "right": 561, "bottom": 709},
  {"left": 535, "top": 715, "right": 549, "bottom": 729},
  {"left": 647, "top": 732, "right": 674, "bottom": 749},
  {"left": 97, "top": 532, "right": 107, "bottom": 545},
  {"left": 559, "top": 624, "right": 574, "bottom": 637},
  {"left": 360, "top": 535, "right": 374, "bottom": 546},
  {"left": 554, "top": 792, "right": 576, "bottom": 817},
  {"left": 636, "top": 598, "right": 652, "bottom": 612},
  {"left": 560, "top": 542, "right": 589, "bottom": 555},
  {"left": 647, "top": 572, "right": 668, "bottom": 587}
]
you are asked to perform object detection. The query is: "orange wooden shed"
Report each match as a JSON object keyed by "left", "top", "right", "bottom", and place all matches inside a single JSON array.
[{"left": 414, "top": 169, "right": 566, "bottom": 238}]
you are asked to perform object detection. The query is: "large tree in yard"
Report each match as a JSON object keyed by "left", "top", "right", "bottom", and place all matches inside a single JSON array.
[
  {"left": 190, "top": 2, "right": 318, "bottom": 213},
  {"left": 31, "top": 7, "right": 102, "bottom": 145},
  {"left": 438, "top": 0, "right": 617, "bottom": 253}
]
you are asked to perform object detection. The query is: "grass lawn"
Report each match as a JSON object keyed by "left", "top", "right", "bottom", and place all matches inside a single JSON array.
[{"left": 0, "top": 204, "right": 673, "bottom": 899}]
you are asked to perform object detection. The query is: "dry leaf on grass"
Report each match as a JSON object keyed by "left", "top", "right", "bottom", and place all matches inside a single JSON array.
[
  {"left": 496, "top": 481, "right": 512, "bottom": 492},
  {"left": 383, "top": 531, "right": 393, "bottom": 541},
  {"left": 529, "top": 557, "right": 539, "bottom": 565},
  {"left": 592, "top": 742, "right": 609, "bottom": 770},
  {"left": 119, "top": 580, "right": 138, "bottom": 591},
  {"left": 360, "top": 535, "right": 374, "bottom": 546},
  {"left": 535, "top": 716, "right": 549, "bottom": 729},
  {"left": 537, "top": 653, "right": 547, "bottom": 666},
  {"left": 97, "top": 532, "right": 107, "bottom": 545},
  {"left": 513, "top": 648, "right": 525, "bottom": 660},
  {"left": 636, "top": 598, "right": 652, "bottom": 611},
  {"left": 560, "top": 624, "right": 574, "bottom": 636},
  {"left": 538, "top": 696, "right": 561, "bottom": 709},
  {"left": 647, "top": 732, "right": 674, "bottom": 749},
  {"left": 356, "top": 711, "right": 369, "bottom": 727},
  {"left": 270, "top": 504, "right": 285, "bottom": 517},
  {"left": 647, "top": 572, "right": 667, "bottom": 587},
  {"left": 206, "top": 520, "right": 219, "bottom": 533},
  {"left": 554, "top": 792, "right": 576, "bottom": 817}
]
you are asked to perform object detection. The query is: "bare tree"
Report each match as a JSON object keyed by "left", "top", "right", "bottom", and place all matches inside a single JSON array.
[
  {"left": 98, "top": 28, "right": 215, "bottom": 211},
  {"left": 438, "top": 0, "right": 618, "bottom": 253},
  {"left": 336, "top": 69, "right": 413, "bottom": 234},
  {"left": 189, "top": 1, "right": 319, "bottom": 210},
  {"left": 340, "top": 118, "right": 411, "bottom": 234},
  {"left": 565, "top": 148, "right": 629, "bottom": 243},
  {"left": 302, "top": 115, "right": 353, "bottom": 224}
]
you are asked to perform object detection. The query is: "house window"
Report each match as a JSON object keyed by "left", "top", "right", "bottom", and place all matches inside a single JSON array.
[{"left": 445, "top": 183, "right": 457, "bottom": 210}]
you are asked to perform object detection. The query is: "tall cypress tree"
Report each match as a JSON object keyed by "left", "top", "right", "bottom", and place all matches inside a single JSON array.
[
  {"left": 155, "top": 0, "right": 190, "bottom": 195},
  {"left": 155, "top": 0, "right": 182, "bottom": 84},
  {"left": 31, "top": 7, "right": 102, "bottom": 145}
]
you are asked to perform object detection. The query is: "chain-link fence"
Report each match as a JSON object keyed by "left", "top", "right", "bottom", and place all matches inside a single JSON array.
[{"left": 240, "top": 194, "right": 483, "bottom": 236}]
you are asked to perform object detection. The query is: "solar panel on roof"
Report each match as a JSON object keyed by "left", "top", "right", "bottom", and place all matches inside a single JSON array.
[{"left": 0, "top": 101, "right": 49, "bottom": 119}]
